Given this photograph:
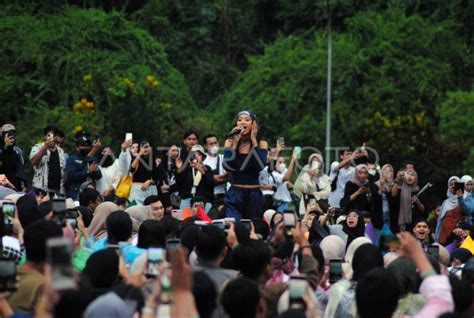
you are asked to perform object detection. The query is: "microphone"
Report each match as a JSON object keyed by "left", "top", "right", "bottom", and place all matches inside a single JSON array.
[{"left": 226, "top": 126, "right": 246, "bottom": 139}]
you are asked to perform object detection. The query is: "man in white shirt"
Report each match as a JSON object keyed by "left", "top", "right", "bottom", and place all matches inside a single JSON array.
[
  {"left": 29, "top": 126, "right": 66, "bottom": 194},
  {"left": 203, "top": 135, "right": 228, "bottom": 204},
  {"left": 328, "top": 150, "right": 355, "bottom": 208}
]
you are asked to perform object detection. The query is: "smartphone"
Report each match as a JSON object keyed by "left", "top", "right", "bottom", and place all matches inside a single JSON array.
[
  {"left": 146, "top": 248, "right": 164, "bottom": 278},
  {"left": 427, "top": 245, "right": 439, "bottom": 259},
  {"left": 194, "top": 220, "right": 209, "bottom": 227},
  {"left": 125, "top": 132, "right": 133, "bottom": 141},
  {"left": 454, "top": 182, "right": 464, "bottom": 193},
  {"left": 329, "top": 259, "right": 343, "bottom": 284},
  {"left": 52, "top": 198, "right": 66, "bottom": 213},
  {"left": 93, "top": 134, "right": 100, "bottom": 142},
  {"left": 0, "top": 259, "right": 17, "bottom": 292},
  {"left": 2, "top": 202, "right": 15, "bottom": 228},
  {"left": 293, "top": 146, "right": 302, "bottom": 159},
  {"left": 47, "top": 132, "right": 54, "bottom": 142},
  {"left": 46, "top": 238, "right": 76, "bottom": 290},
  {"left": 283, "top": 211, "right": 296, "bottom": 237},
  {"left": 212, "top": 220, "right": 225, "bottom": 230},
  {"left": 65, "top": 209, "right": 78, "bottom": 228},
  {"left": 166, "top": 238, "right": 182, "bottom": 250},
  {"left": 288, "top": 276, "right": 307, "bottom": 310},
  {"left": 171, "top": 209, "right": 181, "bottom": 220},
  {"left": 166, "top": 238, "right": 182, "bottom": 262},
  {"left": 241, "top": 219, "right": 252, "bottom": 231},
  {"left": 277, "top": 137, "right": 285, "bottom": 145}
]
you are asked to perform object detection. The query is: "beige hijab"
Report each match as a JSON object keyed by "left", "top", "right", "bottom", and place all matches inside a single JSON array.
[
  {"left": 320, "top": 235, "right": 345, "bottom": 265},
  {"left": 125, "top": 204, "right": 151, "bottom": 233},
  {"left": 342, "top": 237, "right": 372, "bottom": 279},
  {"left": 88, "top": 202, "right": 119, "bottom": 240}
]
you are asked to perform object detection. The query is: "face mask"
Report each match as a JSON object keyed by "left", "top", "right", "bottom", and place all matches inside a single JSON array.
[
  {"left": 99, "top": 155, "right": 114, "bottom": 168},
  {"left": 79, "top": 148, "right": 89, "bottom": 156},
  {"left": 277, "top": 163, "right": 286, "bottom": 172},
  {"left": 311, "top": 161, "right": 320, "bottom": 171},
  {"left": 209, "top": 145, "right": 219, "bottom": 155}
]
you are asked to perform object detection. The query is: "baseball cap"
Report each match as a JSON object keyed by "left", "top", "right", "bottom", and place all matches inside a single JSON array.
[
  {"left": 191, "top": 144, "right": 206, "bottom": 155},
  {"left": 1, "top": 124, "right": 15, "bottom": 133}
]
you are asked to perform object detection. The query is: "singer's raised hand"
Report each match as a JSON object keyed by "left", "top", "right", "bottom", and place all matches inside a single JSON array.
[
  {"left": 225, "top": 125, "right": 242, "bottom": 148},
  {"left": 251, "top": 121, "right": 258, "bottom": 145}
]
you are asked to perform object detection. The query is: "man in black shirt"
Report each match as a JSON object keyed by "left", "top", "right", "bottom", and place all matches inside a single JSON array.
[{"left": 0, "top": 124, "right": 27, "bottom": 191}]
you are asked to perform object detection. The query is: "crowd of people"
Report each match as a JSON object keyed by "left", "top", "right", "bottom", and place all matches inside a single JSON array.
[{"left": 0, "top": 109, "right": 472, "bottom": 318}]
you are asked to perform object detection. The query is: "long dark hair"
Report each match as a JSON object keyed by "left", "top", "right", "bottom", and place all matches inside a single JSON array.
[{"left": 137, "top": 220, "right": 166, "bottom": 249}]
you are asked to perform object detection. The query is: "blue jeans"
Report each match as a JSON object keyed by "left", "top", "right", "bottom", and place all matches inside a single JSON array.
[
  {"left": 276, "top": 201, "right": 290, "bottom": 212},
  {"left": 224, "top": 186, "right": 264, "bottom": 221}
]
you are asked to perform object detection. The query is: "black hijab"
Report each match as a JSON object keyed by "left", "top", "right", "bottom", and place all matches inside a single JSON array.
[
  {"left": 82, "top": 248, "right": 119, "bottom": 289},
  {"left": 352, "top": 244, "right": 383, "bottom": 282},
  {"left": 343, "top": 210, "right": 366, "bottom": 249}
]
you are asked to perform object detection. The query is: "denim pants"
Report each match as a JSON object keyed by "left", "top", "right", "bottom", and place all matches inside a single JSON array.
[{"left": 224, "top": 186, "right": 265, "bottom": 221}]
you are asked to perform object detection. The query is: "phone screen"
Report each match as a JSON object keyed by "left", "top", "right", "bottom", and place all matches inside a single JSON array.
[
  {"left": 427, "top": 245, "right": 439, "bottom": 259},
  {"left": 293, "top": 146, "right": 302, "bottom": 158},
  {"left": 329, "top": 259, "right": 343, "bottom": 284},
  {"left": 289, "top": 277, "right": 306, "bottom": 299},
  {"left": 47, "top": 238, "right": 76, "bottom": 290},
  {"left": 166, "top": 239, "right": 182, "bottom": 250},
  {"left": 2, "top": 202, "right": 15, "bottom": 226},
  {"left": 125, "top": 133, "right": 133, "bottom": 141},
  {"left": 241, "top": 219, "right": 252, "bottom": 231},
  {"left": 146, "top": 248, "right": 164, "bottom": 277},
  {"left": 288, "top": 276, "right": 307, "bottom": 310},
  {"left": 0, "top": 260, "right": 17, "bottom": 292},
  {"left": 64, "top": 209, "right": 78, "bottom": 228},
  {"left": 52, "top": 198, "right": 66, "bottom": 212},
  {"left": 212, "top": 221, "right": 225, "bottom": 230},
  {"left": 283, "top": 212, "right": 296, "bottom": 227},
  {"left": 283, "top": 211, "right": 296, "bottom": 236},
  {"left": 166, "top": 239, "right": 182, "bottom": 262}
]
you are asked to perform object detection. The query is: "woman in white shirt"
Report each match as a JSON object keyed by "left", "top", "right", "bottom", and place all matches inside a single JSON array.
[
  {"left": 294, "top": 153, "right": 331, "bottom": 215},
  {"left": 95, "top": 139, "right": 132, "bottom": 196}
]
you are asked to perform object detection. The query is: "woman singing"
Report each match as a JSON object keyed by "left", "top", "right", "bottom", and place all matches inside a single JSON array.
[{"left": 223, "top": 110, "right": 268, "bottom": 220}]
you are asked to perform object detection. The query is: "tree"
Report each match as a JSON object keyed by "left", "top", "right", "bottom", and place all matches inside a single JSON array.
[
  {"left": 438, "top": 89, "right": 474, "bottom": 174},
  {"left": 212, "top": 8, "right": 473, "bottom": 197},
  {"left": 0, "top": 7, "right": 197, "bottom": 150}
]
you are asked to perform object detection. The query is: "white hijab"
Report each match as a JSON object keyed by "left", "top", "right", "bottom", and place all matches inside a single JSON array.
[
  {"left": 439, "top": 176, "right": 460, "bottom": 219},
  {"left": 294, "top": 153, "right": 327, "bottom": 197}
]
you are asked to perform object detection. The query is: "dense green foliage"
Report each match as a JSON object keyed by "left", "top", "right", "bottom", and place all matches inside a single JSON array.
[
  {"left": 213, "top": 9, "right": 473, "bottom": 189},
  {"left": 0, "top": 7, "right": 196, "bottom": 150},
  {"left": 0, "top": 0, "right": 473, "bottom": 196},
  {"left": 438, "top": 88, "right": 474, "bottom": 175}
]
